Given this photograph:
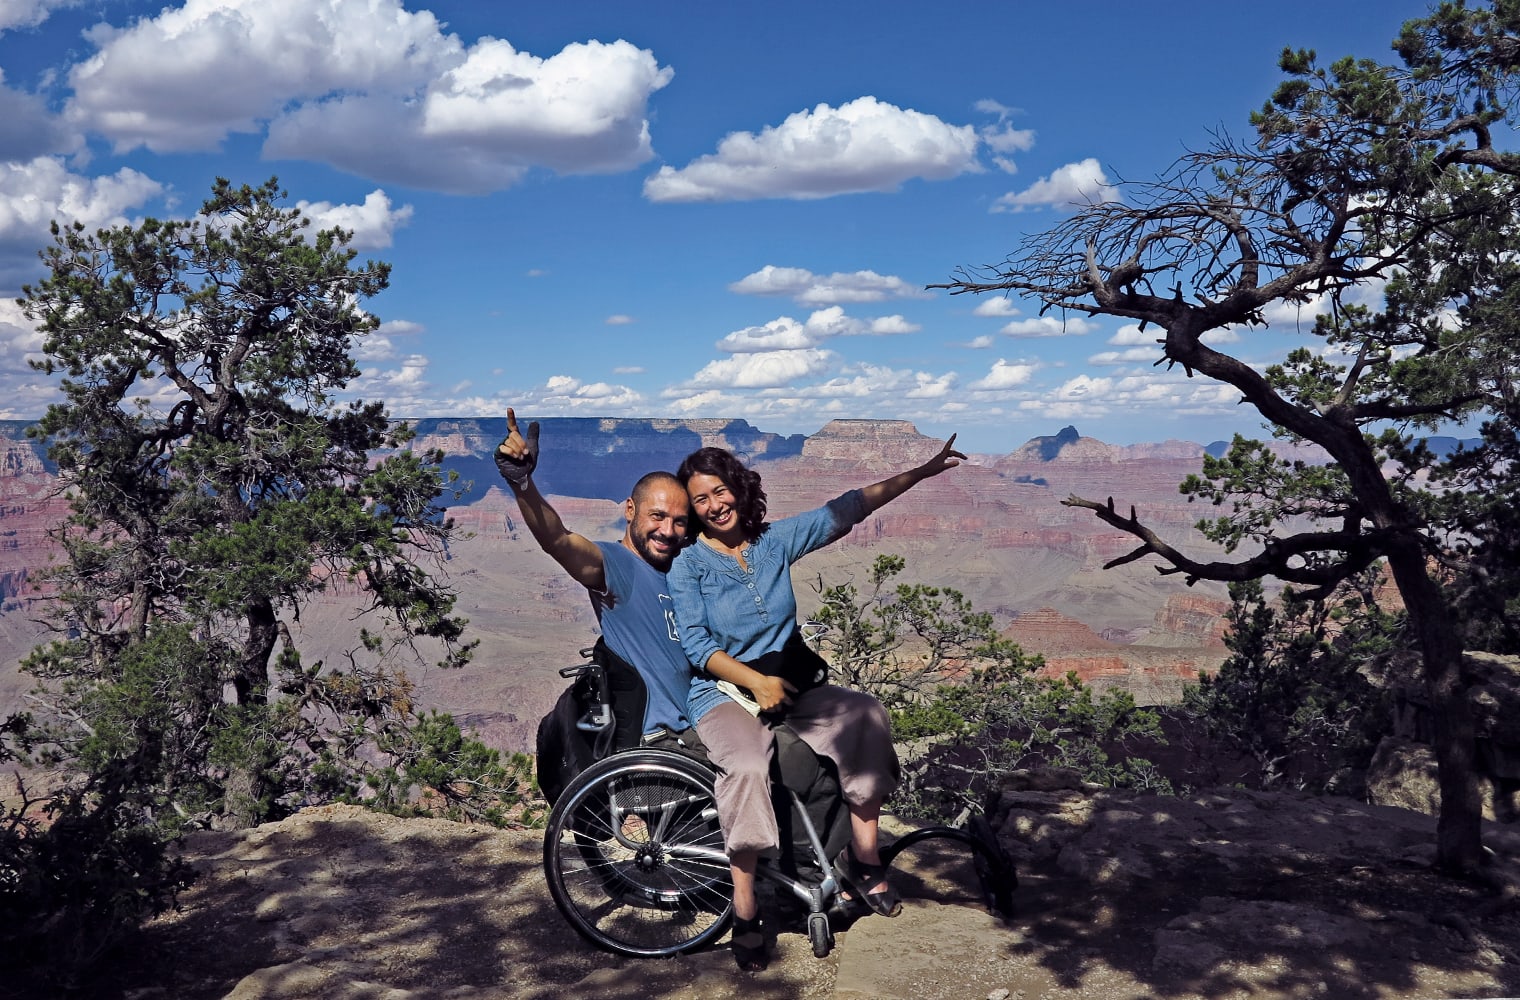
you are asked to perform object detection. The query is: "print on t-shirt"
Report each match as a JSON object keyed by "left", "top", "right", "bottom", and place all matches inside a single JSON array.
[{"left": 660, "top": 593, "right": 678, "bottom": 642}]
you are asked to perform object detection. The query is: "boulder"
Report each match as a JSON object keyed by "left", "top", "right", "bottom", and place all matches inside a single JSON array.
[{"left": 1363, "top": 651, "right": 1520, "bottom": 822}]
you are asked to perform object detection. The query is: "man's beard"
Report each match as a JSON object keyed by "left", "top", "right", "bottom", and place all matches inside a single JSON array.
[{"left": 631, "top": 528, "right": 678, "bottom": 571}]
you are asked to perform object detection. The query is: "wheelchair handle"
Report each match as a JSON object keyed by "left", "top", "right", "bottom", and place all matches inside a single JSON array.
[
  {"left": 561, "top": 649, "right": 614, "bottom": 733},
  {"left": 559, "top": 646, "right": 602, "bottom": 678},
  {"left": 576, "top": 703, "right": 613, "bottom": 733}
]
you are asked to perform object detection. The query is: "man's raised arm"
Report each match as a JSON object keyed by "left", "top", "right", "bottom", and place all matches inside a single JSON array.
[{"left": 496, "top": 408, "right": 606, "bottom": 592}]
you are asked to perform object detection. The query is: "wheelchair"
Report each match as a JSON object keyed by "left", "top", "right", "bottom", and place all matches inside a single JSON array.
[{"left": 540, "top": 644, "right": 1018, "bottom": 960}]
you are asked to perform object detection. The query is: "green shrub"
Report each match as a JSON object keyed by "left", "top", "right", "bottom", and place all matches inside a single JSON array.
[
  {"left": 1182, "top": 574, "right": 1396, "bottom": 791},
  {"left": 812, "top": 556, "right": 1168, "bottom": 824},
  {"left": 358, "top": 711, "right": 543, "bottom": 828},
  {"left": 0, "top": 715, "right": 194, "bottom": 993}
]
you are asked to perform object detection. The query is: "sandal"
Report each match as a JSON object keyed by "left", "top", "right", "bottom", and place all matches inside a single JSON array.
[
  {"left": 834, "top": 846, "right": 903, "bottom": 918},
  {"left": 730, "top": 914, "right": 768, "bottom": 972}
]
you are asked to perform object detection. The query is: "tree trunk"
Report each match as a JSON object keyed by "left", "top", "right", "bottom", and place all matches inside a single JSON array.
[
  {"left": 214, "top": 766, "right": 266, "bottom": 830},
  {"left": 221, "top": 597, "right": 281, "bottom": 828},
  {"left": 1384, "top": 543, "right": 1485, "bottom": 874},
  {"left": 232, "top": 598, "right": 278, "bottom": 705}
]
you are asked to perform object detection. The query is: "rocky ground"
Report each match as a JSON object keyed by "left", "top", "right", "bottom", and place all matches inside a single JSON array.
[{"left": 43, "top": 772, "right": 1520, "bottom": 1000}]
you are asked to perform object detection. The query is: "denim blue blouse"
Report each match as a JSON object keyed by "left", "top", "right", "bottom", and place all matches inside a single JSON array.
[{"left": 668, "top": 489, "right": 867, "bottom": 723}]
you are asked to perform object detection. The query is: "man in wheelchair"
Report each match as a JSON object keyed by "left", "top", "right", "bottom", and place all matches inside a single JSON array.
[{"left": 494, "top": 409, "right": 699, "bottom": 798}]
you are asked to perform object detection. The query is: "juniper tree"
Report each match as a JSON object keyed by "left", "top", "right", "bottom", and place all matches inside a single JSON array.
[
  {"left": 18, "top": 178, "right": 500, "bottom": 831},
  {"left": 1183, "top": 574, "right": 1397, "bottom": 791},
  {"left": 933, "top": 1, "right": 1520, "bottom": 874}
]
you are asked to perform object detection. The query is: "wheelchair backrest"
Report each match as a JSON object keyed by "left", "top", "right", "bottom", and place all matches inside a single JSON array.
[{"left": 536, "top": 639, "right": 649, "bottom": 805}]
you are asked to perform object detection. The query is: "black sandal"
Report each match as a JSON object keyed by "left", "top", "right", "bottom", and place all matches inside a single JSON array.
[
  {"left": 834, "top": 847, "right": 903, "bottom": 918},
  {"left": 730, "top": 914, "right": 768, "bottom": 971}
]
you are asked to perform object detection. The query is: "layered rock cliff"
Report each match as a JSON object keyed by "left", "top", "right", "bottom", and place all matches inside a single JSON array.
[
  {"left": 1004, "top": 594, "right": 1229, "bottom": 702},
  {"left": 0, "top": 425, "right": 61, "bottom": 619},
  {"left": 405, "top": 416, "right": 803, "bottom": 504}
]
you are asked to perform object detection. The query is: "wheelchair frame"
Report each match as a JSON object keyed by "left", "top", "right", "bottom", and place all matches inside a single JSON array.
[{"left": 540, "top": 650, "right": 1018, "bottom": 960}]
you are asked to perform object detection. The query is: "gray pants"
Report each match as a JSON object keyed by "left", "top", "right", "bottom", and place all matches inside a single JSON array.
[{"left": 694, "top": 685, "right": 900, "bottom": 857}]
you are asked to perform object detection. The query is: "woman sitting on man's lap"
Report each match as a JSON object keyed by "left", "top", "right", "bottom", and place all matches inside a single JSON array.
[{"left": 666, "top": 438, "right": 964, "bottom": 971}]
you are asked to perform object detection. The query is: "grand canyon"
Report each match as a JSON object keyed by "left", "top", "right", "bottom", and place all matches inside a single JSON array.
[{"left": 0, "top": 416, "right": 1266, "bottom": 754}]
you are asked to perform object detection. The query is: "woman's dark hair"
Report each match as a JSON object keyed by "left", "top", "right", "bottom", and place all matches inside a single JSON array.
[{"left": 676, "top": 447, "right": 768, "bottom": 541}]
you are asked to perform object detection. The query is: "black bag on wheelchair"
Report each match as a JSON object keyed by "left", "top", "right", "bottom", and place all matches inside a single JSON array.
[
  {"left": 536, "top": 638, "right": 647, "bottom": 806},
  {"left": 770, "top": 723, "right": 852, "bottom": 883}
]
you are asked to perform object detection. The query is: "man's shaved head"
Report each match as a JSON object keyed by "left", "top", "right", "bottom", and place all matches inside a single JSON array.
[{"left": 631, "top": 471, "right": 683, "bottom": 507}]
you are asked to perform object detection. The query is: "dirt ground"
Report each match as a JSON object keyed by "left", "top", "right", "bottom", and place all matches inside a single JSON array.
[{"left": 23, "top": 790, "right": 1520, "bottom": 1000}]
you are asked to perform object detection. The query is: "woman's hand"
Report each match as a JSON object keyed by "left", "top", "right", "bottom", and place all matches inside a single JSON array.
[
  {"left": 704, "top": 650, "right": 797, "bottom": 711},
  {"left": 747, "top": 674, "right": 796, "bottom": 712},
  {"left": 916, "top": 434, "right": 966, "bottom": 480},
  {"left": 495, "top": 408, "right": 539, "bottom": 488}
]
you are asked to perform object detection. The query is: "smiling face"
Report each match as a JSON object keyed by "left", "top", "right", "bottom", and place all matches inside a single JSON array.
[
  {"left": 624, "top": 479, "right": 691, "bottom": 571},
  {"left": 676, "top": 446, "right": 765, "bottom": 543},
  {"left": 684, "top": 472, "right": 741, "bottom": 542}
]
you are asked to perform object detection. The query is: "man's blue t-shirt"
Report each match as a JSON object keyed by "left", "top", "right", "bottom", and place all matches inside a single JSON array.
[{"left": 592, "top": 540, "right": 694, "bottom": 735}]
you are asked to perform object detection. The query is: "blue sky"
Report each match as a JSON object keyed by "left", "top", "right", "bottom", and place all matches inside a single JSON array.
[{"left": 0, "top": 0, "right": 1429, "bottom": 453}]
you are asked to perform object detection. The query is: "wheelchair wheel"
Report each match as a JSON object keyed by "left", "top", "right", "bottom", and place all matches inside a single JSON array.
[{"left": 543, "top": 749, "right": 733, "bottom": 957}]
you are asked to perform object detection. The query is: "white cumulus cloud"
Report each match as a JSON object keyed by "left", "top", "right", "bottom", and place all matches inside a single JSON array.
[
  {"left": 644, "top": 96, "right": 981, "bottom": 203},
  {"left": 689, "top": 348, "right": 836, "bottom": 389},
  {"left": 1088, "top": 347, "right": 1158, "bottom": 365},
  {"left": 729, "top": 264, "right": 932, "bottom": 305},
  {"left": 1108, "top": 324, "right": 1155, "bottom": 346},
  {"left": 972, "top": 298, "right": 1020, "bottom": 318},
  {"left": 0, "top": 296, "right": 42, "bottom": 361},
  {"left": 68, "top": 0, "right": 457, "bottom": 151},
  {"left": 717, "top": 316, "right": 818, "bottom": 354},
  {"left": 0, "top": 68, "right": 80, "bottom": 160},
  {"left": 868, "top": 314, "right": 919, "bottom": 335},
  {"left": 0, "top": 157, "right": 163, "bottom": 286},
  {"left": 270, "top": 34, "right": 672, "bottom": 193},
  {"left": 355, "top": 352, "right": 430, "bottom": 391},
  {"left": 969, "top": 359, "right": 1035, "bottom": 391},
  {"left": 1000, "top": 315, "right": 1097, "bottom": 338},
  {"left": 980, "top": 121, "right": 1036, "bottom": 174},
  {"left": 0, "top": 0, "right": 72, "bottom": 32},
  {"left": 1054, "top": 373, "right": 1114, "bottom": 400},
  {"left": 531, "top": 374, "right": 645, "bottom": 410},
  {"left": 992, "top": 157, "right": 1118, "bottom": 213},
  {"left": 377, "top": 319, "right": 424, "bottom": 337},
  {"left": 64, "top": 0, "right": 671, "bottom": 194},
  {"left": 296, "top": 190, "right": 412, "bottom": 250},
  {"left": 811, "top": 365, "right": 955, "bottom": 400},
  {"left": 717, "top": 306, "right": 917, "bottom": 354},
  {"left": 351, "top": 335, "right": 396, "bottom": 362}
]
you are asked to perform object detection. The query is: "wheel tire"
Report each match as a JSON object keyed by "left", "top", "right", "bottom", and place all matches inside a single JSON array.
[
  {"left": 543, "top": 749, "right": 733, "bottom": 957},
  {"left": 807, "top": 911, "right": 833, "bottom": 958}
]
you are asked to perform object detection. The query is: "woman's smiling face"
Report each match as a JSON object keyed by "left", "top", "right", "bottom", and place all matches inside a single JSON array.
[{"left": 685, "top": 472, "right": 739, "bottom": 537}]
